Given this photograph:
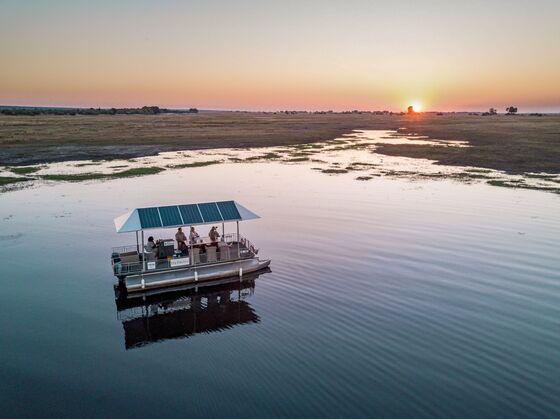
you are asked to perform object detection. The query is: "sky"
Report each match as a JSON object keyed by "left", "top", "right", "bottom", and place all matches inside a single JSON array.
[{"left": 1, "top": 0, "right": 559, "bottom": 112}]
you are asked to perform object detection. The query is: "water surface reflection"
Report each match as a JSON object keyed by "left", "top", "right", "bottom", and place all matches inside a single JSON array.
[{"left": 115, "top": 274, "right": 267, "bottom": 350}]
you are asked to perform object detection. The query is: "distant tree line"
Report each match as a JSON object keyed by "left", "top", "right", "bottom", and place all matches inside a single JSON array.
[
  {"left": 0, "top": 106, "right": 199, "bottom": 116},
  {"left": 482, "top": 106, "right": 521, "bottom": 116}
]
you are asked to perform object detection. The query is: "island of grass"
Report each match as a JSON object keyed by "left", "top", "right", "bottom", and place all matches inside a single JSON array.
[
  {"left": 40, "top": 166, "right": 165, "bottom": 182},
  {"left": 9, "top": 166, "right": 40, "bottom": 175},
  {"left": 321, "top": 168, "right": 349, "bottom": 174},
  {"left": 166, "top": 160, "right": 221, "bottom": 169},
  {"left": 0, "top": 176, "right": 32, "bottom": 186}
]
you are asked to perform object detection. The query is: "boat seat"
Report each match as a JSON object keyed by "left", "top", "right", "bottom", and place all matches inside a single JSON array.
[
  {"left": 192, "top": 247, "right": 200, "bottom": 264},
  {"left": 120, "top": 254, "right": 140, "bottom": 264},
  {"left": 206, "top": 246, "right": 217, "bottom": 263},
  {"left": 219, "top": 246, "right": 231, "bottom": 261}
]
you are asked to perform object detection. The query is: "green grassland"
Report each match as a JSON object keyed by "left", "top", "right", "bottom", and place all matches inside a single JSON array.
[{"left": 0, "top": 112, "right": 559, "bottom": 174}]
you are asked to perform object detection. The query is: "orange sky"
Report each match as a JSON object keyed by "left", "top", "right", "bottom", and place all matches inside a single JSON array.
[{"left": 1, "top": 0, "right": 559, "bottom": 112}]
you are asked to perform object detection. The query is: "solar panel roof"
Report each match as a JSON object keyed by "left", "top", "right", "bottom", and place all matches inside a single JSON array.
[{"left": 114, "top": 200, "right": 258, "bottom": 233}]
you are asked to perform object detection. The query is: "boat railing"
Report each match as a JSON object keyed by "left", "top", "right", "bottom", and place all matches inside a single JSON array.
[
  {"left": 239, "top": 235, "right": 259, "bottom": 255},
  {"left": 112, "top": 244, "right": 139, "bottom": 255},
  {"left": 112, "top": 233, "right": 240, "bottom": 255},
  {"left": 112, "top": 233, "right": 256, "bottom": 276}
]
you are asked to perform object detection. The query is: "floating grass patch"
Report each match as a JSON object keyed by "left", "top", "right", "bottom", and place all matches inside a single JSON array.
[
  {"left": 285, "top": 157, "right": 310, "bottom": 162},
  {"left": 310, "top": 159, "right": 327, "bottom": 163},
  {"left": 356, "top": 176, "right": 373, "bottom": 181},
  {"left": 487, "top": 179, "right": 560, "bottom": 194},
  {"left": 245, "top": 152, "right": 282, "bottom": 161},
  {"left": 348, "top": 162, "right": 378, "bottom": 167},
  {"left": 486, "top": 179, "right": 523, "bottom": 189},
  {"left": 74, "top": 162, "right": 98, "bottom": 167},
  {"left": 111, "top": 167, "right": 165, "bottom": 177},
  {"left": 289, "top": 144, "right": 312, "bottom": 150},
  {"left": 524, "top": 173, "right": 558, "bottom": 179},
  {"left": 456, "top": 172, "right": 494, "bottom": 180},
  {"left": 228, "top": 157, "right": 243, "bottom": 162},
  {"left": 465, "top": 168, "right": 493, "bottom": 174},
  {"left": 108, "top": 165, "right": 129, "bottom": 169},
  {"left": 167, "top": 160, "right": 221, "bottom": 168},
  {"left": 289, "top": 151, "right": 316, "bottom": 157},
  {"left": 41, "top": 173, "right": 109, "bottom": 182},
  {"left": 345, "top": 166, "right": 365, "bottom": 171},
  {"left": 0, "top": 176, "right": 32, "bottom": 186},
  {"left": 260, "top": 152, "right": 281, "bottom": 159},
  {"left": 41, "top": 166, "right": 166, "bottom": 182},
  {"left": 9, "top": 166, "right": 40, "bottom": 175},
  {"left": 321, "top": 168, "right": 348, "bottom": 174},
  {"left": 345, "top": 163, "right": 377, "bottom": 171},
  {"left": 381, "top": 170, "right": 417, "bottom": 176},
  {"left": 417, "top": 173, "right": 447, "bottom": 179}
]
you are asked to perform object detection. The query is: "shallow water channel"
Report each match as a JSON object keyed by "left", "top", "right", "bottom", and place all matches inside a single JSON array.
[{"left": 1, "top": 156, "right": 559, "bottom": 417}]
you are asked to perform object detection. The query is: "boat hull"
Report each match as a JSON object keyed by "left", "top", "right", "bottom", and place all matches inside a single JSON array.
[{"left": 125, "top": 257, "right": 270, "bottom": 292}]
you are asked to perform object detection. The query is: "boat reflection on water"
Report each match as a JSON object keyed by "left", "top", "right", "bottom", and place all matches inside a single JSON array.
[{"left": 114, "top": 269, "right": 270, "bottom": 350}]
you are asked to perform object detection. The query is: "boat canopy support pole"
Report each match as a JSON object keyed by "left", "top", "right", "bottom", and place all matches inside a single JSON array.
[
  {"left": 135, "top": 231, "right": 139, "bottom": 254},
  {"left": 141, "top": 230, "right": 146, "bottom": 272},
  {"left": 237, "top": 221, "right": 240, "bottom": 259},
  {"left": 222, "top": 222, "right": 225, "bottom": 240},
  {"left": 190, "top": 226, "right": 194, "bottom": 266}
]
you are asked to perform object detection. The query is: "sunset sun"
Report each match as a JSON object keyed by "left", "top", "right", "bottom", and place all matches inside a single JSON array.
[{"left": 411, "top": 101, "right": 423, "bottom": 112}]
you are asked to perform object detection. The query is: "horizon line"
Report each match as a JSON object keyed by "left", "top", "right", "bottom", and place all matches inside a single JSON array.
[{"left": 1, "top": 104, "right": 558, "bottom": 114}]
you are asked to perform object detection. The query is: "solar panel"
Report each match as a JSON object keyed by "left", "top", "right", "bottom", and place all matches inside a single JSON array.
[
  {"left": 178, "top": 204, "right": 203, "bottom": 225},
  {"left": 159, "top": 206, "right": 183, "bottom": 226},
  {"left": 198, "top": 202, "right": 223, "bottom": 222},
  {"left": 138, "top": 207, "right": 162, "bottom": 229},
  {"left": 217, "top": 201, "right": 241, "bottom": 221},
  {"left": 115, "top": 201, "right": 258, "bottom": 233}
]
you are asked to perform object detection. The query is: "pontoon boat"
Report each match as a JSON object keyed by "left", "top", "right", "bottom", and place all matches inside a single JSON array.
[{"left": 111, "top": 200, "right": 270, "bottom": 292}]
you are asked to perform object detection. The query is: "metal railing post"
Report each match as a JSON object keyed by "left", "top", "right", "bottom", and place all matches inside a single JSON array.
[
  {"left": 141, "top": 230, "right": 146, "bottom": 272},
  {"left": 236, "top": 221, "right": 240, "bottom": 259}
]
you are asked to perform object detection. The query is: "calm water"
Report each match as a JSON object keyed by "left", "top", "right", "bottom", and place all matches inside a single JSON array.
[{"left": 1, "top": 162, "right": 559, "bottom": 418}]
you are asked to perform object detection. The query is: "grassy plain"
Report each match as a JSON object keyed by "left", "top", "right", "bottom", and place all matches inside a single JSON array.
[{"left": 0, "top": 112, "right": 559, "bottom": 174}]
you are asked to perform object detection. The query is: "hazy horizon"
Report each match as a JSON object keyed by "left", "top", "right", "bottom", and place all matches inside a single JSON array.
[
  {"left": 1, "top": 0, "right": 559, "bottom": 112},
  {"left": 1, "top": 104, "right": 559, "bottom": 114}
]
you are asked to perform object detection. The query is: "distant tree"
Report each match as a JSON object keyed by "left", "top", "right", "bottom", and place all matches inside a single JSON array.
[
  {"left": 489, "top": 107, "right": 497, "bottom": 115},
  {"left": 407, "top": 105, "right": 416, "bottom": 115},
  {"left": 506, "top": 106, "right": 518, "bottom": 115}
]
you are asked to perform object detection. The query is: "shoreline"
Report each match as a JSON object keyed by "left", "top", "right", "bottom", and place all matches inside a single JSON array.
[{"left": 1, "top": 130, "right": 559, "bottom": 196}]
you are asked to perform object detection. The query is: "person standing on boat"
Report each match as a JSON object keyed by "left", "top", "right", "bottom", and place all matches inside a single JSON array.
[
  {"left": 209, "top": 226, "right": 220, "bottom": 243},
  {"left": 189, "top": 226, "right": 200, "bottom": 244},
  {"left": 146, "top": 236, "right": 158, "bottom": 260},
  {"left": 175, "top": 227, "right": 188, "bottom": 255},
  {"left": 189, "top": 226, "right": 205, "bottom": 253}
]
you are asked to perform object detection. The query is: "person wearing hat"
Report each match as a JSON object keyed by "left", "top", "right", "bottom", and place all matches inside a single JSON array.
[
  {"left": 175, "top": 227, "right": 188, "bottom": 255},
  {"left": 209, "top": 226, "right": 220, "bottom": 244}
]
